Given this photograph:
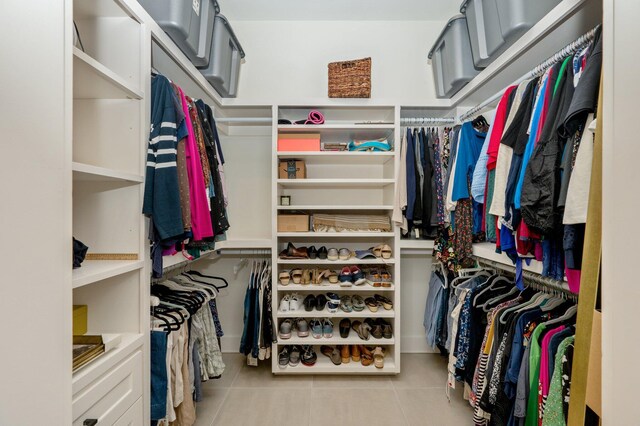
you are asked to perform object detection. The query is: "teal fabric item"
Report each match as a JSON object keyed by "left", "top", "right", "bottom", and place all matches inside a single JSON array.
[{"left": 348, "top": 140, "right": 391, "bottom": 151}]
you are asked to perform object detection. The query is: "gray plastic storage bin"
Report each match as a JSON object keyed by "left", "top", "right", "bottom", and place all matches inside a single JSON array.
[
  {"left": 461, "top": 0, "right": 562, "bottom": 68},
  {"left": 428, "top": 15, "right": 480, "bottom": 99},
  {"left": 199, "top": 14, "right": 245, "bottom": 98},
  {"left": 139, "top": 0, "right": 219, "bottom": 68}
]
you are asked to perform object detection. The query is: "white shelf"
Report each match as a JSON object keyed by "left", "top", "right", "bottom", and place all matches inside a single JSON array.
[
  {"left": 277, "top": 151, "right": 395, "bottom": 165},
  {"left": 277, "top": 284, "right": 394, "bottom": 292},
  {"left": 277, "top": 258, "right": 396, "bottom": 265},
  {"left": 278, "top": 333, "right": 394, "bottom": 345},
  {"left": 400, "top": 239, "right": 435, "bottom": 250},
  {"left": 214, "top": 239, "right": 273, "bottom": 250},
  {"left": 73, "top": 48, "right": 143, "bottom": 100},
  {"left": 72, "top": 333, "right": 144, "bottom": 392},
  {"left": 276, "top": 306, "right": 395, "bottom": 318},
  {"left": 277, "top": 178, "right": 394, "bottom": 188},
  {"left": 472, "top": 242, "right": 546, "bottom": 276},
  {"left": 162, "top": 250, "right": 216, "bottom": 272},
  {"left": 275, "top": 353, "right": 397, "bottom": 375},
  {"left": 72, "top": 162, "right": 143, "bottom": 183},
  {"left": 73, "top": 260, "right": 144, "bottom": 289},
  {"left": 277, "top": 232, "right": 395, "bottom": 238},
  {"left": 278, "top": 124, "right": 395, "bottom": 131},
  {"left": 277, "top": 205, "right": 393, "bottom": 211}
]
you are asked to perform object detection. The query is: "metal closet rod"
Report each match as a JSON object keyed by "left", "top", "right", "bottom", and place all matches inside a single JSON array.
[
  {"left": 458, "top": 25, "right": 601, "bottom": 123},
  {"left": 400, "top": 117, "right": 455, "bottom": 125},
  {"left": 474, "top": 257, "right": 576, "bottom": 299}
]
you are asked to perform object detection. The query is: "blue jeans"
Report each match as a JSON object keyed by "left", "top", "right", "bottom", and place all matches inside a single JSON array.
[{"left": 150, "top": 331, "right": 168, "bottom": 420}]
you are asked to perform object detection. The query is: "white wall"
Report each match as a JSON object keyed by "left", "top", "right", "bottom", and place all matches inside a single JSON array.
[{"left": 231, "top": 20, "right": 446, "bottom": 105}]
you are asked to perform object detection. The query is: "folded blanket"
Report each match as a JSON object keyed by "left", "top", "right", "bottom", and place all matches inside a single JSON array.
[{"left": 312, "top": 214, "right": 392, "bottom": 232}]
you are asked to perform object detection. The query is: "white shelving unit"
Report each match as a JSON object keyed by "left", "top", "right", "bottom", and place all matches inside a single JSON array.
[{"left": 272, "top": 105, "right": 400, "bottom": 375}]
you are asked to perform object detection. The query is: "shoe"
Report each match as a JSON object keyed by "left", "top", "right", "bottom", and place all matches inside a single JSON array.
[
  {"left": 279, "top": 270, "right": 291, "bottom": 285},
  {"left": 327, "top": 270, "right": 339, "bottom": 284},
  {"left": 289, "top": 293, "right": 302, "bottom": 311},
  {"left": 374, "top": 294, "right": 393, "bottom": 310},
  {"left": 321, "top": 345, "right": 341, "bottom": 365},
  {"left": 316, "top": 269, "right": 330, "bottom": 285},
  {"left": 322, "top": 318, "right": 334, "bottom": 338},
  {"left": 351, "top": 345, "right": 361, "bottom": 362},
  {"left": 365, "top": 297, "right": 379, "bottom": 312},
  {"left": 340, "top": 345, "right": 350, "bottom": 363},
  {"left": 360, "top": 345, "right": 373, "bottom": 366},
  {"left": 382, "top": 321, "right": 393, "bottom": 339},
  {"left": 310, "top": 318, "right": 323, "bottom": 339},
  {"left": 380, "top": 245, "right": 392, "bottom": 259},
  {"left": 339, "top": 318, "right": 351, "bottom": 338},
  {"left": 327, "top": 248, "right": 339, "bottom": 261},
  {"left": 291, "top": 269, "right": 303, "bottom": 284},
  {"left": 367, "top": 269, "right": 382, "bottom": 287},
  {"left": 301, "top": 345, "right": 317, "bottom": 366},
  {"left": 318, "top": 246, "right": 328, "bottom": 260},
  {"left": 295, "top": 318, "right": 309, "bottom": 337},
  {"left": 302, "top": 269, "right": 311, "bottom": 285},
  {"left": 350, "top": 265, "right": 366, "bottom": 285},
  {"left": 326, "top": 293, "right": 340, "bottom": 313},
  {"left": 373, "top": 346, "right": 385, "bottom": 369},
  {"left": 351, "top": 295, "right": 365, "bottom": 311},
  {"left": 303, "top": 294, "right": 316, "bottom": 311},
  {"left": 278, "top": 346, "right": 290, "bottom": 369},
  {"left": 371, "top": 319, "right": 383, "bottom": 339},
  {"left": 351, "top": 320, "right": 371, "bottom": 341},
  {"left": 308, "top": 246, "right": 318, "bottom": 259},
  {"left": 279, "top": 319, "right": 293, "bottom": 339},
  {"left": 289, "top": 345, "right": 301, "bottom": 367},
  {"left": 279, "top": 295, "right": 291, "bottom": 312},
  {"left": 311, "top": 268, "right": 320, "bottom": 285},
  {"left": 372, "top": 245, "right": 384, "bottom": 258},
  {"left": 339, "top": 266, "right": 353, "bottom": 287},
  {"left": 338, "top": 248, "right": 352, "bottom": 260},
  {"left": 339, "top": 295, "right": 353, "bottom": 313},
  {"left": 279, "top": 242, "right": 309, "bottom": 259},
  {"left": 316, "top": 294, "right": 328, "bottom": 311},
  {"left": 380, "top": 268, "right": 392, "bottom": 287}
]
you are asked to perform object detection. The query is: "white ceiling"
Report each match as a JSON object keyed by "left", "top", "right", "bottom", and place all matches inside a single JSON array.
[{"left": 220, "top": 0, "right": 461, "bottom": 21}]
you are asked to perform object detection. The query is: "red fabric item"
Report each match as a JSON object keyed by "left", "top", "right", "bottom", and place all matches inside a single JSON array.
[
  {"left": 495, "top": 216, "right": 501, "bottom": 250},
  {"left": 486, "top": 85, "right": 517, "bottom": 171},
  {"left": 566, "top": 268, "right": 581, "bottom": 293}
]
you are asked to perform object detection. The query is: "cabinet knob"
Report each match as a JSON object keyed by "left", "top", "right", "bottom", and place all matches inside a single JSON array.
[{"left": 83, "top": 420, "right": 98, "bottom": 426}]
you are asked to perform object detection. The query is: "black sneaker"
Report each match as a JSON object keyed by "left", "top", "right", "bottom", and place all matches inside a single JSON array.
[
  {"left": 289, "top": 345, "right": 301, "bottom": 367},
  {"left": 301, "top": 345, "right": 318, "bottom": 366},
  {"left": 308, "top": 246, "right": 318, "bottom": 259},
  {"left": 278, "top": 346, "right": 290, "bottom": 369},
  {"left": 317, "top": 246, "right": 328, "bottom": 260},
  {"left": 303, "top": 294, "right": 317, "bottom": 312},
  {"left": 316, "top": 294, "right": 328, "bottom": 311}
]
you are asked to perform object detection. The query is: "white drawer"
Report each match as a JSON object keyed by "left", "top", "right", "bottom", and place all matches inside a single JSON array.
[
  {"left": 114, "top": 397, "right": 143, "bottom": 426},
  {"left": 73, "top": 351, "right": 143, "bottom": 426}
]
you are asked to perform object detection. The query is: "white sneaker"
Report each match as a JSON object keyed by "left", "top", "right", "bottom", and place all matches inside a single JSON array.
[
  {"left": 289, "top": 293, "right": 302, "bottom": 311},
  {"left": 279, "top": 295, "right": 291, "bottom": 312}
]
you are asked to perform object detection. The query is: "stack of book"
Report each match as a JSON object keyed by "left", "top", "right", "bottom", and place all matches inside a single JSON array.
[{"left": 321, "top": 142, "right": 348, "bottom": 151}]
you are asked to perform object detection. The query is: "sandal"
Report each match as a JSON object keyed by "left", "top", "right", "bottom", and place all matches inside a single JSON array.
[
  {"left": 374, "top": 294, "right": 393, "bottom": 310},
  {"left": 365, "top": 297, "right": 379, "bottom": 312},
  {"left": 373, "top": 346, "right": 385, "bottom": 369},
  {"left": 340, "top": 295, "right": 353, "bottom": 313},
  {"left": 327, "top": 270, "right": 339, "bottom": 284},
  {"left": 360, "top": 345, "right": 373, "bottom": 366},
  {"left": 339, "top": 318, "right": 351, "bottom": 338},
  {"left": 279, "top": 270, "right": 291, "bottom": 286},
  {"left": 302, "top": 269, "right": 311, "bottom": 285},
  {"left": 371, "top": 245, "right": 384, "bottom": 258},
  {"left": 291, "top": 269, "right": 303, "bottom": 284},
  {"left": 311, "top": 268, "right": 320, "bottom": 285},
  {"left": 321, "top": 345, "right": 341, "bottom": 365},
  {"left": 351, "top": 295, "right": 365, "bottom": 311},
  {"left": 351, "top": 320, "right": 371, "bottom": 341},
  {"left": 380, "top": 244, "right": 392, "bottom": 259}
]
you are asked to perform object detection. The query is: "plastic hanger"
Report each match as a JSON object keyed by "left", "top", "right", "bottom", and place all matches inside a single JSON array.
[
  {"left": 544, "top": 305, "right": 578, "bottom": 327},
  {"left": 184, "top": 270, "right": 229, "bottom": 290}
]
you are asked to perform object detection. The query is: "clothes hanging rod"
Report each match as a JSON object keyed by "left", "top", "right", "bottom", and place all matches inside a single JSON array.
[
  {"left": 214, "top": 117, "right": 273, "bottom": 124},
  {"left": 474, "top": 257, "right": 576, "bottom": 300},
  {"left": 158, "top": 250, "right": 218, "bottom": 278},
  {"left": 216, "top": 249, "right": 272, "bottom": 255},
  {"left": 400, "top": 117, "right": 455, "bottom": 125},
  {"left": 458, "top": 25, "right": 600, "bottom": 123}
]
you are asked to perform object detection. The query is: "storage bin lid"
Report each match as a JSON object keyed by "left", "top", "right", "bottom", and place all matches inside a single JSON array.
[
  {"left": 459, "top": 0, "right": 471, "bottom": 14},
  {"left": 214, "top": 0, "right": 220, "bottom": 14},
  {"left": 217, "top": 14, "right": 246, "bottom": 59},
  {"left": 428, "top": 14, "right": 466, "bottom": 59}
]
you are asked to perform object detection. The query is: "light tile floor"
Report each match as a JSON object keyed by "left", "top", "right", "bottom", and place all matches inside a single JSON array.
[{"left": 194, "top": 353, "right": 473, "bottom": 426}]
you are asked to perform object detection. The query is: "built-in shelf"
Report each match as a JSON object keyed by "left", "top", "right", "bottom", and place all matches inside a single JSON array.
[
  {"left": 275, "top": 354, "right": 396, "bottom": 375},
  {"left": 72, "top": 333, "right": 144, "bottom": 391},
  {"left": 472, "top": 242, "right": 547, "bottom": 276},
  {"left": 400, "top": 239, "right": 435, "bottom": 250},
  {"left": 277, "top": 205, "right": 393, "bottom": 211},
  {"left": 277, "top": 258, "right": 396, "bottom": 265},
  {"left": 277, "top": 333, "right": 395, "bottom": 345},
  {"left": 278, "top": 284, "right": 395, "bottom": 292},
  {"left": 278, "top": 124, "right": 395, "bottom": 131},
  {"left": 277, "top": 308, "right": 395, "bottom": 319},
  {"left": 162, "top": 250, "right": 217, "bottom": 273},
  {"left": 73, "top": 48, "right": 143, "bottom": 100},
  {"left": 215, "top": 239, "right": 273, "bottom": 250},
  {"left": 73, "top": 260, "right": 144, "bottom": 289},
  {"left": 277, "top": 151, "right": 395, "bottom": 165},
  {"left": 277, "top": 232, "right": 395, "bottom": 238},
  {"left": 277, "top": 179, "right": 394, "bottom": 188},
  {"left": 72, "top": 162, "right": 143, "bottom": 183}
]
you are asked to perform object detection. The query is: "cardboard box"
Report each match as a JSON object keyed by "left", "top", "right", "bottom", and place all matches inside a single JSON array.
[
  {"left": 73, "top": 305, "right": 88, "bottom": 335},
  {"left": 277, "top": 133, "right": 321, "bottom": 151},
  {"left": 277, "top": 215, "right": 310, "bottom": 232},
  {"left": 586, "top": 309, "right": 602, "bottom": 417},
  {"left": 279, "top": 160, "right": 306, "bottom": 179}
]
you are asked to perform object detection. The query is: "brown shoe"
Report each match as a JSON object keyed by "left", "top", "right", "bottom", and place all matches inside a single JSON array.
[
  {"left": 321, "top": 345, "right": 341, "bottom": 365},
  {"left": 340, "top": 345, "right": 350, "bottom": 363},
  {"left": 360, "top": 345, "right": 373, "bottom": 366},
  {"left": 351, "top": 345, "right": 361, "bottom": 362}
]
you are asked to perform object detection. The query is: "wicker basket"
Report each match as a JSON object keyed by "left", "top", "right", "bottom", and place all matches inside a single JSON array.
[{"left": 328, "top": 57, "right": 371, "bottom": 98}]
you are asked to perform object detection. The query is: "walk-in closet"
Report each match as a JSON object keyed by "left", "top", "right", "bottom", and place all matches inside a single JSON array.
[{"left": 4, "top": 0, "right": 638, "bottom": 424}]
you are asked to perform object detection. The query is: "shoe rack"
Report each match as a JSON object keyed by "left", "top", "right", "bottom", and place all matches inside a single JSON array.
[{"left": 271, "top": 105, "right": 401, "bottom": 374}]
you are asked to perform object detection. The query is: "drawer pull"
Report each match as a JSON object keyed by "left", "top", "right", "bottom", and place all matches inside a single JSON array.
[{"left": 83, "top": 420, "right": 98, "bottom": 426}]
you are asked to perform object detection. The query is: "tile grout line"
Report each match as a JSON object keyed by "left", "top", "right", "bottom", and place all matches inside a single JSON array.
[
  {"left": 207, "top": 387, "right": 231, "bottom": 426},
  {"left": 391, "top": 380, "right": 411, "bottom": 426}
]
